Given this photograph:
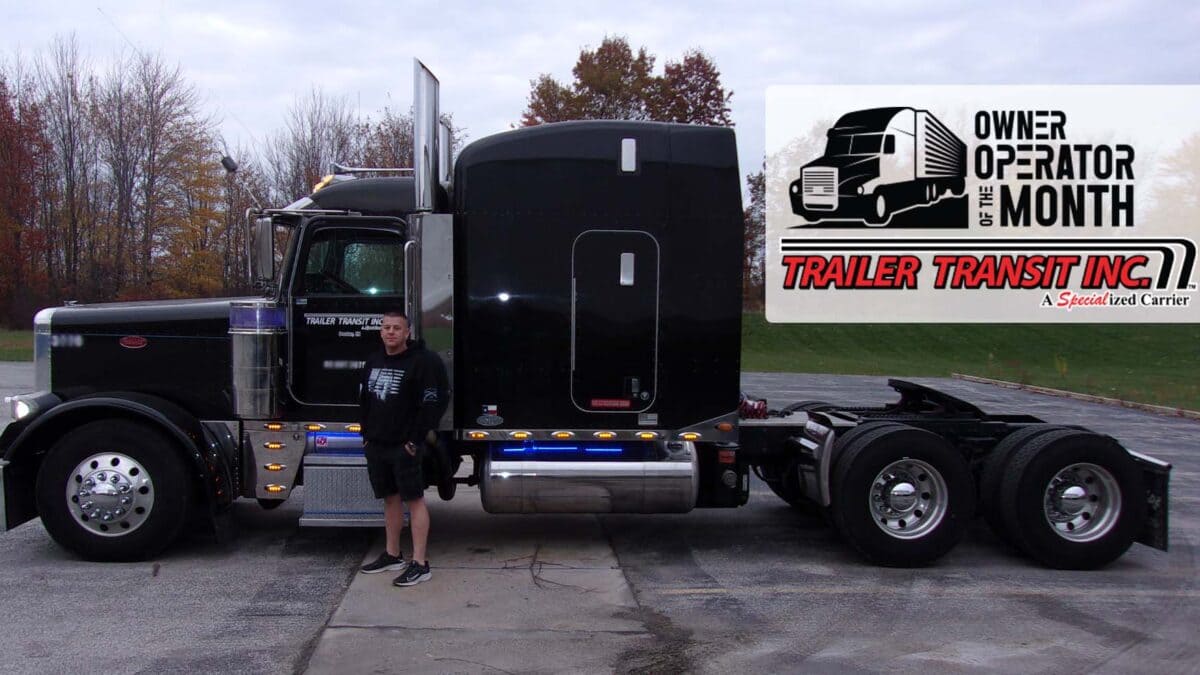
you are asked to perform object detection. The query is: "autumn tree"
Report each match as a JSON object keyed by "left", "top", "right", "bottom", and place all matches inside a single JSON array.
[
  {"left": 0, "top": 74, "right": 50, "bottom": 324},
  {"left": 521, "top": 37, "right": 733, "bottom": 127}
]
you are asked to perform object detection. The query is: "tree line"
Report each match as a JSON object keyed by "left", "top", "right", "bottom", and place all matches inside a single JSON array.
[{"left": 0, "top": 35, "right": 764, "bottom": 328}]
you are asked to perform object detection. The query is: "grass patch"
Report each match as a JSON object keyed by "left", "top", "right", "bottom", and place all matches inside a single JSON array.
[
  {"left": 0, "top": 330, "right": 31, "bottom": 361},
  {"left": 742, "top": 314, "right": 1200, "bottom": 411}
]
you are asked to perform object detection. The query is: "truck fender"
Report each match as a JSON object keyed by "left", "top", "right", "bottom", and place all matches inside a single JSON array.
[{"left": 2, "top": 392, "right": 230, "bottom": 532}]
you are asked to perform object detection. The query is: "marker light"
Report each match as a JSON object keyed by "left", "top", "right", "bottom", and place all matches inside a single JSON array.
[
  {"left": 552, "top": 431, "right": 575, "bottom": 440},
  {"left": 679, "top": 432, "right": 701, "bottom": 441},
  {"left": 498, "top": 292, "right": 511, "bottom": 302},
  {"left": 509, "top": 431, "right": 532, "bottom": 440},
  {"left": 13, "top": 400, "right": 32, "bottom": 420},
  {"left": 264, "top": 423, "right": 284, "bottom": 431},
  {"left": 636, "top": 431, "right": 660, "bottom": 440},
  {"left": 264, "top": 442, "right": 285, "bottom": 450},
  {"left": 593, "top": 431, "right": 616, "bottom": 440},
  {"left": 265, "top": 485, "right": 286, "bottom": 494},
  {"left": 345, "top": 424, "right": 362, "bottom": 433},
  {"left": 264, "top": 463, "right": 286, "bottom": 472},
  {"left": 715, "top": 422, "right": 734, "bottom": 433},
  {"left": 305, "top": 424, "right": 325, "bottom": 431},
  {"left": 468, "top": 431, "right": 490, "bottom": 440},
  {"left": 312, "top": 175, "right": 334, "bottom": 193}
]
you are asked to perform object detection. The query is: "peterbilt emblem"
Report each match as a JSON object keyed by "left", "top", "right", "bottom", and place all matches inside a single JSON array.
[
  {"left": 476, "top": 415, "right": 504, "bottom": 427},
  {"left": 119, "top": 336, "right": 148, "bottom": 349}
]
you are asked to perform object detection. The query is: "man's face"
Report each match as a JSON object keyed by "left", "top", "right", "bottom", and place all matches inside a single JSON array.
[{"left": 380, "top": 315, "right": 409, "bottom": 351}]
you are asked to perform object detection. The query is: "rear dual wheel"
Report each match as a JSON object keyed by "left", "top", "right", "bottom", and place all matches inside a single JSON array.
[
  {"left": 830, "top": 424, "right": 974, "bottom": 567},
  {"left": 997, "top": 430, "right": 1143, "bottom": 569}
]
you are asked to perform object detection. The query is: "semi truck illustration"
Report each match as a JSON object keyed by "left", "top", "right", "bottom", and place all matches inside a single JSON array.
[{"left": 790, "top": 107, "right": 967, "bottom": 226}]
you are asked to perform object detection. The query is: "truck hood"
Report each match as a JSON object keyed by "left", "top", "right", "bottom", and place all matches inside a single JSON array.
[
  {"left": 46, "top": 297, "right": 263, "bottom": 335},
  {"left": 802, "top": 155, "right": 880, "bottom": 191}
]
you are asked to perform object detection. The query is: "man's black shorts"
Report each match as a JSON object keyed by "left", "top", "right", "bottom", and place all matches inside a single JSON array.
[{"left": 364, "top": 442, "right": 425, "bottom": 500}]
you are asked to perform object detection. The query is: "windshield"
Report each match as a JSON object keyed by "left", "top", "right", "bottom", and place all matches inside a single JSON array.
[{"left": 826, "top": 133, "right": 884, "bottom": 156}]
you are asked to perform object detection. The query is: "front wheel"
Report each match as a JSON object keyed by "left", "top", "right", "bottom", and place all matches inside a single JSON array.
[
  {"left": 36, "top": 420, "right": 193, "bottom": 561},
  {"left": 865, "top": 194, "right": 889, "bottom": 225},
  {"left": 830, "top": 425, "right": 974, "bottom": 567}
]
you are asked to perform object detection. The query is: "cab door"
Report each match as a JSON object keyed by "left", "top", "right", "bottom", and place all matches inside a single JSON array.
[{"left": 288, "top": 218, "right": 407, "bottom": 407}]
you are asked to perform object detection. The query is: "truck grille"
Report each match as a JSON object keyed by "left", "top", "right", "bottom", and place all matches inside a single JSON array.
[{"left": 802, "top": 167, "right": 838, "bottom": 209}]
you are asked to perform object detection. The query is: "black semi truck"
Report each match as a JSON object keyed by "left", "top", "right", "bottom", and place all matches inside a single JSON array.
[{"left": 0, "top": 63, "right": 1170, "bottom": 569}]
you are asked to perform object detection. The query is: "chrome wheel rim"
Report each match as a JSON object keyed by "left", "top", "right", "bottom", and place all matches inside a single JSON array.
[
  {"left": 869, "top": 458, "right": 948, "bottom": 539},
  {"left": 1043, "top": 463, "right": 1120, "bottom": 542},
  {"left": 66, "top": 453, "right": 154, "bottom": 537}
]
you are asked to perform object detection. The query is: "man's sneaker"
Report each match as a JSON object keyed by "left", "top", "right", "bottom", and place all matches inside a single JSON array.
[
  {"left": 360, "top": 551, "right": 406, "bottom": 574},
  {"left": 393, "top": 561, "right": 431, "bottom": 586}
]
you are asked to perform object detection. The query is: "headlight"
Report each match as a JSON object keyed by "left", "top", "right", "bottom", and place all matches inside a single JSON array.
[{"left": 5, "top": 392, "right": 59, "bottom": 422}]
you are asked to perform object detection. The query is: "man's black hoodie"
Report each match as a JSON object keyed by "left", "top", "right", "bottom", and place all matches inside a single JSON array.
[{"left": 358, "top": 339, "right": 449, "bottom": 447}]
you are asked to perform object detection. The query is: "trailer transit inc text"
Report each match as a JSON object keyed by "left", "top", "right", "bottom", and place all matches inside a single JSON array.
[{"left": 779, "top": 253, "right": 1152, "bottom": 290}]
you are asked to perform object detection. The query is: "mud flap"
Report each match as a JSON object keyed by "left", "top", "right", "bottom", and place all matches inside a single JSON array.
[{"left": 1129, "top": 450, "right": 1171, "bottom": 551}]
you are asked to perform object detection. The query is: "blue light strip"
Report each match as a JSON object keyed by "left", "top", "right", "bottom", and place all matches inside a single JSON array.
[{"left": 497, "top": 443, "right": 625, "bottom": 457}]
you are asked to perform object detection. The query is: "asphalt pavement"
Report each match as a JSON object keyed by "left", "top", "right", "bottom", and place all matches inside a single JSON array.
[{"left": 1, "top": 364, "right": 1197, "bottom": 673}]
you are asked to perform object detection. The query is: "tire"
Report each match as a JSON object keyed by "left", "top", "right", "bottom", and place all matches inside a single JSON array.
[
  {"left": 830, "top": 425, "right": 975, "bottom": 567},
  {"left": 865, "top": 194, "right": 889, "bottom": 225},
  {"left": 998, "top": 430, "right": 1143, "bottom": 570},
  {"left": 758, "top": 461, "right": 820, "bottom": 515},
  {"left": 979, "top": 424, "right": 1064, "bottom": 544},
  {"left": 36, "top": 420, "right": 193, "bottom": 562}
]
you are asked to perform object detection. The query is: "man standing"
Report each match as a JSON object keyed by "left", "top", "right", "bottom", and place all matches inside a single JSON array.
[{"left": 358, "top": 310, "right": 448, "bottom": 587}]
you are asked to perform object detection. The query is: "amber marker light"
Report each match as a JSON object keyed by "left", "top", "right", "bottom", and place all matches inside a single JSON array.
[
  {"left": 264, "top": 441, "right": 285, "bottom": 450},
  {"left": 304, "top": 424, "right": 325, "bottom": 431},
  {"left": 637, "top": 431, "right": 660, "bottom": 440},
  {"left": 265, "top": 485, "right": 286, "bottom": 493},
  {"left": 468, "top": 431, "right": 490, "bottom": 440},
  {"left": 345, "top": 424, "right": 362, "bottom": 433},
  {"left": 264, "top": 423, "right": 284, "bottom": 431},
  {"left": 508, "top": 431, "right": 532, "bottom": 440},
  {"left": 312, "top": 174, "right": 334, "bottom": 192},
  {"left": 679, "top": 432, "right": 701, "bottom": 441},
  {"left": 552, "top": 431, "right": 575, "bottom": 440},
  {"left": 264, "top": 463, "right": 286, "bottom": 472},
  {"left": 715, "top": 422, "right": 735, "bottom": 433},
  {"left": 593, "top": 431, "right": 616, "bottom": 440}
]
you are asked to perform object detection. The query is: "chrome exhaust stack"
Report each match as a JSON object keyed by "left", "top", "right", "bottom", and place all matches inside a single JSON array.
[{"left": 413, "top": 59, "right": 440, "bottom": 213}]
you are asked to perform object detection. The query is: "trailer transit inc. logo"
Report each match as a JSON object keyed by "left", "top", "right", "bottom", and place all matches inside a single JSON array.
[{"left": 764, "top": 86, "right": 1199, "bottom": 323}]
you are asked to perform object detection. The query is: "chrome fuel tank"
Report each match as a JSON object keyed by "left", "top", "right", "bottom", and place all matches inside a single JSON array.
[{"left": 478, "top": 441, "right": 698, "bottom": 514}]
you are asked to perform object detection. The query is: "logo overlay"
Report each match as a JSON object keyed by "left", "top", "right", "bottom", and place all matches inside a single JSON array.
[{"left": 765, "top": 86, "right": 1199, "bottom": 322}]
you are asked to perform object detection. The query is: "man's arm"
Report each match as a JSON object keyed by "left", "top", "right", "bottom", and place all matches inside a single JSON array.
[{"left": 407, "top": 353, "right": 449, "bottom": 446}]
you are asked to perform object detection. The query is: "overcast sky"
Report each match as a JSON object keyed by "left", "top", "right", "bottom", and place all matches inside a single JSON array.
[{"left": 4, "top": 0, "right": 1199, "bottom": 192}]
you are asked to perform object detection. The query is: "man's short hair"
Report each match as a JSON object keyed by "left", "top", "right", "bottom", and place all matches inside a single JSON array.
[{"left": 382, "top": 309, "right": 410, "bottom": 327}]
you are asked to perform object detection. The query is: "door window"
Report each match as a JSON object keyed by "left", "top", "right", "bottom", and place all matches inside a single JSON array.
[{"left": 299, "top": 229, "right": 405, "bottom": 297}]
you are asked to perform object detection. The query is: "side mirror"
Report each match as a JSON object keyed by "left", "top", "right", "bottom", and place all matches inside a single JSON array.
[{"left": 247, "top": 212, "right": 275, "bottom": 286}]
